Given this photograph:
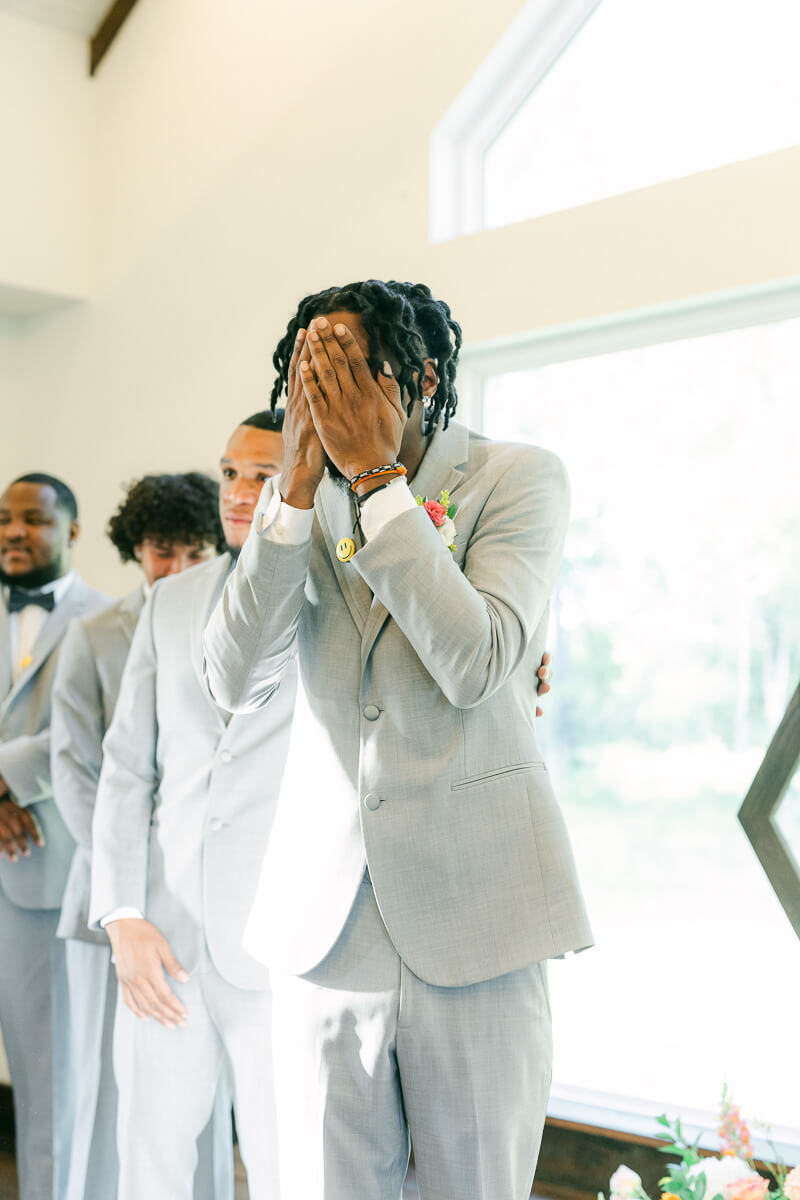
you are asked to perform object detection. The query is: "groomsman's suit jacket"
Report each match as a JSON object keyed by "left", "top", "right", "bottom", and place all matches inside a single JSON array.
[
  {"left": 204, "top": 421, "right": 594, "bottom": 987},
  {"left": 0, "top": 576, "right": 109, "bottom": 909},
  {"left": 90, "top": 553, "right": 296, "bottom": 988},
  {"left": 51, "top": 585, "right": 145, "bottom": 944}
]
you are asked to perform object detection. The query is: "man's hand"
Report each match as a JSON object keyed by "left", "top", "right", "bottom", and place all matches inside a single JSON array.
[
  {"left": 302, "top": 318, "right": 405, "bottom": 481},
  {"left": 106, "top": 918, "right": 190, "bottom": 1028},
  {"left": 0, "top": 797, "right": 45, "bottom": 862},
  {"left": 279, "top": 329, "right": 327, "bottom": 510},
  {"left": 535, "top": 652, "right": 553, "bottom": 718}
]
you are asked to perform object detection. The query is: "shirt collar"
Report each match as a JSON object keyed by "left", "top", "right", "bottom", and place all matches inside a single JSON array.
[{"left": 3, "top": 570, "right": 76, "bottom": 607}]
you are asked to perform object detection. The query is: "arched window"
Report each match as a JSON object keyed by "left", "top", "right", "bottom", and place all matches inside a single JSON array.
[{"left": 431, "top": 0, "right": 800, "bottom": 241}]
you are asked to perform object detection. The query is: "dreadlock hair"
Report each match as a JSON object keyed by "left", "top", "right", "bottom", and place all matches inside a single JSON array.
[
  {"left": 269, "top": 279, "right": 459, "bottom": 437},
  {"left": 107, "top": 472, "right": 226, "bottom": 562},
  {"left": 386, "top": 282, "right": 462, "bottom": 434},
  {"left": 240, "top": 408, "right": 285, "bottom": 433},
  {"left": 11, "top": 473, "right": 78, "bottom": 520}
]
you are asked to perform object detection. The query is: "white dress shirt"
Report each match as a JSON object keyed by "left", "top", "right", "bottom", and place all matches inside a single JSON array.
[
  {"left": 99, "top": 583, "right": 151, "bottom": 929},
  {"left": 3, "top": 571, "right": 76, "bottom": 686},
  {"left": 256, "top": 474, "right": 415, "bottom": 545}
]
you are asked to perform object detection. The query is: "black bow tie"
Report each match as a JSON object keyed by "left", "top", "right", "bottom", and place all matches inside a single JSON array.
[{"left": 7, "top": 587, "right": 56, "bottom": 614}]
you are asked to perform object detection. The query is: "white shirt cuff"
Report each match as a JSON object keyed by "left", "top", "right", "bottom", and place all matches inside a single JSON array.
[
  {"left": 256, "top": 486, "right": 315, "bottom": 545},
  {"left": 359, "top": 477, "right": 417, "bottom": 541},
  {"left": 100, "top": 907, "right": 144, "bottom": 927}
]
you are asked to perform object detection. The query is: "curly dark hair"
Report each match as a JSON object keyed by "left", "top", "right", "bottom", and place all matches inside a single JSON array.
[
  {"left": 269, "top": 279, "right": 460, "bottom": 436},
  {"left": 106, "top": 472, "right": 225, "bottom": 563}
]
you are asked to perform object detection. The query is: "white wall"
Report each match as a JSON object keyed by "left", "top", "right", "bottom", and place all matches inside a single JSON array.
[
  {"left": 0, "top": 11, "right": 93, "bottom": 301},
  {"left": 0, "top": 318, "right": 30, "bottom": 481}
]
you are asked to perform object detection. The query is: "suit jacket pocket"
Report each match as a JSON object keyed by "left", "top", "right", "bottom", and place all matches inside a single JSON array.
[{"left": 451, "top": 761, "right": 545, "bottom": 792}]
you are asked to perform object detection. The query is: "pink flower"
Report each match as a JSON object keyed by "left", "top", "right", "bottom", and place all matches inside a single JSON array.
[
  {"left": 718, "top": 1090, "right": 753, "bottom": 1159},
  {"left": 727, "top": 1176, "right": 770, "bottom": 1200},
  {"left": 423, "top": 500, "right": 448, "bottom": 527},
  {"left": 785, "top": 1166, "right": 800, "bottom": 1200}
]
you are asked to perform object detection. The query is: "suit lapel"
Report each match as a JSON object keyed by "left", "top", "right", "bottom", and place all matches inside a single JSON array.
[
  {"left": 0, "top": 601, "right": 11, "bottom": 701},
  {"left": 189, "top": 554, "right": 233, "bottom": 729},
  {"left": 406, "top": 421, "right": 469, "bottom": 514},
  {"left": 116, "top": 585, "right": 146, "bottom": 646},
  {"left": 358, "top": 421, "right": 470, "bottom": 671},
  {"left": 315, "top": 480, "right": 372, "bottom": 635},
  {"left": 1, "top": 576, "right": 91, "bottom": 716}
]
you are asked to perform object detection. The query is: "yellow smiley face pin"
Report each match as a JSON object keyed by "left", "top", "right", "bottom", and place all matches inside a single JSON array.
[
  {"left": 336, "top": 537, "right": 356, "bottom": 563},
  {"left": 20, "top": 655, "right": 33, "bottom": 670}
]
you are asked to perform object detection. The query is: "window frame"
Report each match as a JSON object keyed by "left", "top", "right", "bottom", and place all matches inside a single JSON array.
[
  {"left": 456, "top": 279, "right": 800, "bottom": 430},
  {"left": 456, "top": 276, "right": 800, "bottom": 1163},
  {"left": 429, "top": 0, "right": 602, "bottom": 243}
]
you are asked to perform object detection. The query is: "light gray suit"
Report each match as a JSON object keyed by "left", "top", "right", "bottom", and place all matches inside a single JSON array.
[
  {"left": 204, "top": 421, "right": 594, "bottom": 1199},
  {"left": 53, "top": 586, "right": 144, "bottom": 946},
  {"left": 51, "top": 584, "right": 232, "bottom": 1200},
  {"left": 0, "top": 574, "right": 108, "bottom": 1200},
  {"left": 90, "top": 554, "right": 294, "bottom": 1200}
]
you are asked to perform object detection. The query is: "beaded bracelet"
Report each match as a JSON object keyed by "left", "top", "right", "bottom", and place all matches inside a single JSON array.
[{"left": 349, "top": 462, "right": 407, "bottom": 492}]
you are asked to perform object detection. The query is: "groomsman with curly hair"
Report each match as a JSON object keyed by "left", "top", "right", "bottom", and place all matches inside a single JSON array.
[{"left": 51, "top": 470, "right": 229, "bottom": 1200}]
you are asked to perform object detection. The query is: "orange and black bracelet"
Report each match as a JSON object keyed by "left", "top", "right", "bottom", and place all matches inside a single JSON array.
[{"left": 349, "top": 463, "right": 407, "bottom": 494}]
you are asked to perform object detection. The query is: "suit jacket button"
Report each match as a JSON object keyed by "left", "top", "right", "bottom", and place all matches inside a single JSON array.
[
  {"left": 209, "top": 817, "right": 223, "bottom": 831},
  {"left": 363, "top": 705, "right": 380, "bottom": 721},
  {"left": 219, "top": 750, "right": 233, "bottom": 763},
  {"left": 364, "top": 793, "right": 381, "bottom": 811}
]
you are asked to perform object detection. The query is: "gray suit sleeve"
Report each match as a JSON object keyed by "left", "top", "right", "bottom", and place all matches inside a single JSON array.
[
  {"left": 0, "top": 729, "right": 52, "bottom": 806},
  {"left": 203, "top": 525, "right": 310, "bottom": 714},
  {"left": 90, "top": 595, "right": 158, "bottom": 925},
  {"left": 51, "top": 620, "right": 105, "bottom": 851},
  {"left": 352, "top": 448, "right": 570, "bottom": 709}
]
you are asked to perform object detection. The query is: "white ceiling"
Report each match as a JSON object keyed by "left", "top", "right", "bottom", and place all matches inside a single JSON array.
[{"left": 0, "top": 0, "right": 109, "bottom": 36}]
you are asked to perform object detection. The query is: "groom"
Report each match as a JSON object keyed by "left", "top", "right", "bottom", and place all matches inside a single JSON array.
[{"left": 204, "top": 280, "right": 592, "bottom": 1199}]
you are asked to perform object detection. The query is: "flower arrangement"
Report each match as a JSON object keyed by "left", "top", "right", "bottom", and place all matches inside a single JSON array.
[
  {"left": 601, "top": 1090, "right": 799, "bottom": 1200},
  {"left": 416, "top": 489, "right": 457, "bottom": 552}
]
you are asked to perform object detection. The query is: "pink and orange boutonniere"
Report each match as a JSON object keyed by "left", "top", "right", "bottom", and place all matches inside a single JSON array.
[{"left": 416, "top": 489, "right": 457, "bottom": 552}]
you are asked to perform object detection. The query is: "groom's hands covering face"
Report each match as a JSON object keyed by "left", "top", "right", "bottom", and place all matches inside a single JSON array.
[
  {"left": 278, "top": 329, "right": 327, "bottom": 510},
  {"left": 301, "top": 317, "right": 406, "bottom": 482}
]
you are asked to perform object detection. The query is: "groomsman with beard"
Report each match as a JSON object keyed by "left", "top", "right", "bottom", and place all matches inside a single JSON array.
[
  {"left": 51, "top": 471, "right": 232, "bottom": 1200},
  {"left": 0, "top": 474, "right": 108, "bottom": 1200},
  {"left": 89, "top": 412, "right": 289, "bottom": 1200}
]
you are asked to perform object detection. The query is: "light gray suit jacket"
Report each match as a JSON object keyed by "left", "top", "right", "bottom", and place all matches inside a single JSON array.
[
  {"left": 0, "top": 575, "right": 110, "bottom": 910},
  {"left": 204, "top": 421, "right": 594, "bottom": 988},
  {"left": 90, "top": 554, "right": 296, "bottom": 990},
  {"left": 51, "top": 585, "right": 145, "bottom": 943}
]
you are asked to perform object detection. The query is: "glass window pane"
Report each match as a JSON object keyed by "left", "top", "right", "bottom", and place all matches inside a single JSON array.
[
  {"left": 776, "top": 770, "right": 800, "bottom": 871},
  {"left": 483, "top": 0, "right": 800, "bottom": 228},
  {"left": 482, "top": 317, "right": 800, "bottom": 1135}
]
